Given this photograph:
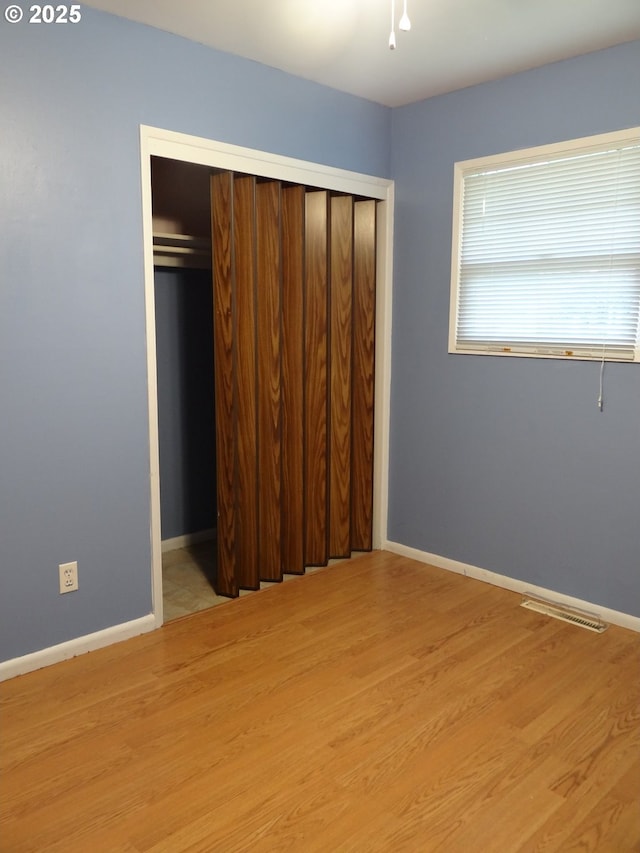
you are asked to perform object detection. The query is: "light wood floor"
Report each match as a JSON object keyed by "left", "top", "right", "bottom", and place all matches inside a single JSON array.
[{"left": 2, "top": 551, "right": 639, "bottom": 852}]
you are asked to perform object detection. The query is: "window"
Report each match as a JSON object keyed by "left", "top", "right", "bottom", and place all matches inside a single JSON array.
[{"left": 449, "top": 128, "right": 640, "bottom": 362}]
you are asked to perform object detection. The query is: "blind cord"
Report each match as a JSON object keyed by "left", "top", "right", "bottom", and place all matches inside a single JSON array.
[
  {"left": 598, "top": 353, "right": 605, "bottom": 412},
  {"left": 597, "top": 147, "right": 623, "bottom": 414}
]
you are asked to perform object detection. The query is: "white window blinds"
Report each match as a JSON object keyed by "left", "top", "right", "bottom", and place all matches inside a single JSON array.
[{"left": 450, "top": 131, "right": 640, "bottom": 362}]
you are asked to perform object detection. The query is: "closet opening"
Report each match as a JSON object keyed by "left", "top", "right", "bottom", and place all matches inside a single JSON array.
[
  {"left": 151, "top": 157, "right": 221, "bottom": 621},
  {"left": 141, "top": 125, "right": 394, "bottom": 628}
]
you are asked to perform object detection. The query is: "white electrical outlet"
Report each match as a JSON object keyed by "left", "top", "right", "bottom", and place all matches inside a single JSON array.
[{"left": 59, "top": 561, "right": 78, "bottom": 594}]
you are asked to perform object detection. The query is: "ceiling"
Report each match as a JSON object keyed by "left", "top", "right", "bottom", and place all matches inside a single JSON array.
[{"left": 83, "top": 0, "right": 640, "bottom": 107}]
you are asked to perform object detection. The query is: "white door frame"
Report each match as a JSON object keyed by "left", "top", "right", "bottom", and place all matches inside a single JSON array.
[{"left": 140, "top": 124, "right": 394, "bottom": 626}]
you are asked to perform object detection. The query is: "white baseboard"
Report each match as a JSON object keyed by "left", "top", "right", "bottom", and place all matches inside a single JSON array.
[
  {"left": 0, "top": 614, "right": 157, "bottom": 682},
  {"left": 161, "top": 527, "right": 216, "bottom": 553},
  {"left": 383, "top": 540, "right": 640, "bottom": 633}
]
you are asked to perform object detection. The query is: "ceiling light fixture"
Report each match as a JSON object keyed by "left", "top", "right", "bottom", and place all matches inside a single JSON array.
[
  {"left": 389, "top": 0, "right": 397, "bottom": 49},
  {"left": 389, "top": 0, "right": 411, "bottom": 49}
]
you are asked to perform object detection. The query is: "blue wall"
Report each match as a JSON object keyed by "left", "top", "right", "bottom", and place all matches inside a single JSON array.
[
  {"left": 1, "top": 9, "right": 638, "bottom": 664},
  {"left": 388, "top": 42, "right": 640, "bottom": 615},
  {"left": 155, "top": 268, "right": 216, "bottom": 541},
  {"left": 0, "top": 8, "right": 390, "bottom": 661}
]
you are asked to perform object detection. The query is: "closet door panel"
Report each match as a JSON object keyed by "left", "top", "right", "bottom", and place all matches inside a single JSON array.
[
  {"left": 211, "top": 176, "right": 376, "bottom": 592},
  {"left": 304, "top": 191, "right": 329, "bottom": 566},
  {"left": 281, "top": 186, "right": 305, "bottom": 575},
  {"left": 234, "top": 176, "right": 259, "bottom": 590},
  {"left": 211, "top": 172, "right": 238, "bottom": 596},
  {"left": 329, "top": 195, "right": 354, "bottom": 558},
  {"left": 256, "top": 181, "right": 283, "bottom": 582},
  {"left": 351, "top": 199, "right": 376, "bottom": 551}
]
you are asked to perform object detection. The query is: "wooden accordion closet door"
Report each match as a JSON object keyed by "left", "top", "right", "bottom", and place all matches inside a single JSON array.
[{"left": 211, "top": 173, "right": 376, "bottom": 596}]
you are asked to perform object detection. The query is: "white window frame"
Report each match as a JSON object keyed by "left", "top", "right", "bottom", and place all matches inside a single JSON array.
[{"left": 449, "top": 128, "right": 640, "bottom": 363}]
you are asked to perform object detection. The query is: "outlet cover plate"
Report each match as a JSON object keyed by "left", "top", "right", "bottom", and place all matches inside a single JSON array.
[{"left": 59, "top": 561, "right": 78, "bottom": 594}]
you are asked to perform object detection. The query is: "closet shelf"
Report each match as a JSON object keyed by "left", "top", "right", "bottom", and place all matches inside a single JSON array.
[{"left": 153, "top": 232, "right": 211, "bottom": 269}]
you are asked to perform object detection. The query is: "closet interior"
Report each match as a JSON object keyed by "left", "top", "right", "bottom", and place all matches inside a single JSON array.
[{"left": 152, "top": 155, "right": 377, "bottom": 616}]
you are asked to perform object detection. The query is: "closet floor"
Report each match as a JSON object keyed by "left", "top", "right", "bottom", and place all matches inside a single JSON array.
[{"left": 162, "top": 540, "right": 224, "bottom": 622}]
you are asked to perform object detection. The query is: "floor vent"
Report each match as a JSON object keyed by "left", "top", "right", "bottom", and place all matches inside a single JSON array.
[{"left": 520, "top": 596, "right": 607, "bottom": 633}]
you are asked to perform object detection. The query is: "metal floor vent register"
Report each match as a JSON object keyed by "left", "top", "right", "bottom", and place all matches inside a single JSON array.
[{"left": 520, "top": 596, "right": 608, "bottom": 633}]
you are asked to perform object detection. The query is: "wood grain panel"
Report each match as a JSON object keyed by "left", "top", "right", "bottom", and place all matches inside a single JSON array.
[
  {"left": 304, "top": 191, "right": 329, "bottom": 566},
  {"left": 351, "top": 200, "right": 376, "bottom": 551},
  {"left": 281, "top": 186, "right": 305, "bottom": 575},
  {"left": 256, "top": 181, "right": 282, "bottom": 582},
  {"left": 233, "top": 176, "right": 259, "bottom": 590},
  {"left": 329, "top": 195, "right": 353, "bottom": 558},
  {"left": 210, "top": 172, "right": 237, "bottom": 596}
]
